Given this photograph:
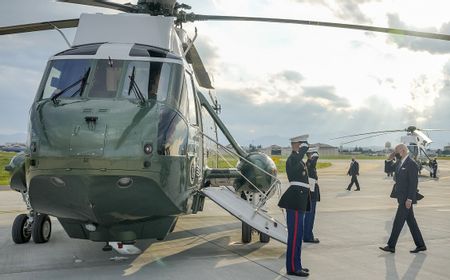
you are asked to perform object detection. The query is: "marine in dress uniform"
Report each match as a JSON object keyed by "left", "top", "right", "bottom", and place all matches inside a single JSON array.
[
  {"left": 380, "top": 144, "right": 426, "bottom": 253},
  {"left": 304, "top": 147, "right": 320, "bottom": 243},
  {"left": 278, "top": 135, "right": 311, "bottom": 277}
]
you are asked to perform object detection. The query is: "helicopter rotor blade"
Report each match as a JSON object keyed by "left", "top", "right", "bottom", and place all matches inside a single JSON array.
[
  {"left": 417, "top": 128, "right": 450, "bottom": 132},
  {"left": 57, "top": 0, "right": 137, "bottom": 13},
  {"left": 186, "top": 14, "right": 450, "bottom": 41},
  {"left": 331, "top": 129, "right": 405, "bottom": 140},
  {"left": 341, "top": 132, "right": 391, "bottom": 145},
  {"left": 185, "top": 44, "right": 214, "bottom": 89},
  {"left": 0, "top": 19, "right": 80, "bottom": 36}
]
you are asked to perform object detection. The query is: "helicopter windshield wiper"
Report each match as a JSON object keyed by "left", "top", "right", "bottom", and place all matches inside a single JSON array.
[
  {"left": 127, "top": 66, "right": 146, "bottom": 104},
  {"left": 51, "top": 67, "right": 91, "bottom": 105},
  {"left": 70, "top": 67, "right": 90, "bottom": 98}
]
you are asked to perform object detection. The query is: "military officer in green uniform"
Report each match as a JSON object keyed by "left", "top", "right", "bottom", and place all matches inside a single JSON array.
[{"left": 278, "top": 135, "right": 311, "bottom": 277}]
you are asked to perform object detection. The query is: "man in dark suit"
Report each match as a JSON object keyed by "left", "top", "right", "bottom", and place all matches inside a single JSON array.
[
  {"left": 278, "top": 135, "right": 311, "bottom": 277},
  {"left": 430, "top": 158, "right": 438, "bottom": 178},
  {"left": 380, "top": 144, "right": 426, "bottom": 253},
  {"left": 346, "top": 157, "right": 360, "bottom": 191},
  {"left": 304, "top": 147, "right": 320, "bottom": 243}
]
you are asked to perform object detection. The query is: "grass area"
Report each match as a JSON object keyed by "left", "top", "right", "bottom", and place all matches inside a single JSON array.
[
  {"left": 207, "top": 155, "right": 332, "bottom": 173},
  {"left": 0, "top": 152, "right": 15, "bottom": 186}
]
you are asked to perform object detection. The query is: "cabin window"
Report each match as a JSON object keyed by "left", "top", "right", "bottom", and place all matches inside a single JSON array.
[
  {"left": 41, "top": 59, "right": 91, "bottom": 99},
  {"left": 185, "top": 72, "right": 198, "bottom": 125}
]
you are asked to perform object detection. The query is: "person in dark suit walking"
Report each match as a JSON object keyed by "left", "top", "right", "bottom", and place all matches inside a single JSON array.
[
  {"left": 278, "top": 135, "right": 311, "bottom": 277},
  {"left": 429, "top": 158, "right": 438, "bottom": 178},
  {"left": 346, "top": 157, "right": 360, "bottom": 191},
  {"left": 304, "top": 147, "right": 320, "bottom": 243},
  {"left": 380, "top": 144, "right": 426, "bottom": 253}
]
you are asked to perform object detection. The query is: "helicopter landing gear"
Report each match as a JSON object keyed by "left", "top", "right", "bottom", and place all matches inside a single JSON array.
[
  {"left": 32, "top": 214, "right": 52, "bottom": 243},
  {"left": 241, "top": 222, "right": 252, "bottom": 243},
  {"left": 240, "top": 191, "right": 271, "bottom": 244},
  {"left": 259, "top": 232, "right": 270, "bottom": 243},
  {"left": 12, "top": 191, "right": 52, "bottom": 244},
  {"left": 12, "top": 214, "right": 32, "bottom": 244}
]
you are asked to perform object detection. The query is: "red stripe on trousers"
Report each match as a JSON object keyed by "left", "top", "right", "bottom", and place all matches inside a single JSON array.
[{"left": 291, "top": 210, "right": 298, "bottom": 272}]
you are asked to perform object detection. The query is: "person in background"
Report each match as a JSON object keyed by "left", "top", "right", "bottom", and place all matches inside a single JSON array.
[
  {"left": 304, "top": 147, "right": 320, "bottom": 244},
  {"left": 346, "top": 157, "right": 360, "bottom": 191}
]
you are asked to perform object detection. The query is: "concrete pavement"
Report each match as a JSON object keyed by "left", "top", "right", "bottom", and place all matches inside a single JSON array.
[{"left": 0, "top": 159, "right": 449, "bottom": 279}]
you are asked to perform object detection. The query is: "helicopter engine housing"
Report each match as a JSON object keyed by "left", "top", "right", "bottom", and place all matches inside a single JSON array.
[{"left": 234, "top": 152, "right": 278, "bottom": 196}]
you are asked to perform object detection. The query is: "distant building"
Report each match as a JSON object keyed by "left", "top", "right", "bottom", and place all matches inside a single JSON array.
[
  {"left": 260, "top": 143, "right": 339, "bottom": 157},
  {"left": 311, "top": 143, "right": 339, "bottom": 156},
  {"left": 444, "top": 144, "right": 450, "bottom": 152}
]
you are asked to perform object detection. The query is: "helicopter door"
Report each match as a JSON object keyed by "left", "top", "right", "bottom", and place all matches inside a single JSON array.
[
  {"left": 185, "top": 72, "right": 203, "bottom": 189},
  {"left": 201, "top": 186, "right": 288, "bottom": 244}
]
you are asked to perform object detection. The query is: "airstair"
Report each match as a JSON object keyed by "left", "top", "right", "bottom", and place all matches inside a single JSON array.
[{"left": 201, "top": 185, "right": 287, "bottom": 244}]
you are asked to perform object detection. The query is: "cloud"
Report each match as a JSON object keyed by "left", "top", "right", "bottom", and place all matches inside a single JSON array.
[
  {"left": 302, "top": 86, "right": 350, "bottom": 109},
  {"left": 333, "top": 0, "right": 378, "bottom": 24},
  {"left": 387, "top": 14, "right": 450, "bottom": 54},
  {"left": 290, "top": 0, "right": 378, "bottom": 23},
  {"left": 272, "top": 70, "right": 304, "bottom": 83}
]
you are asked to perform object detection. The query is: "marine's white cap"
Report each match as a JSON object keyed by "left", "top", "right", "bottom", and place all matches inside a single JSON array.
[{"left": 290, "top": 134, "right": 309, "bottom": 143}]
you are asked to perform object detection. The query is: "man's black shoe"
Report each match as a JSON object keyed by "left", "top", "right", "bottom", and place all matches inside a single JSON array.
[
  {"left": 304, "top": 238, "right": 320, "bottom": 244},
  {"left": 355, "top": 189, "right": 361, "bottom": 191},
  {"left": 301, "top": 268, "right": 309, "bottom": 272},
  {"left": 379, "top": 246, "right": 395, "bottom": 253},
  {"left": 410, "top": 246, "right": 427, "bottom": 253},
  {"left": 287, "top": 270, "right": 309, "bottom": 277}
]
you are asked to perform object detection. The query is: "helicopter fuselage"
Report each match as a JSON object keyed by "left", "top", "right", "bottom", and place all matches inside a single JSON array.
[{"left": 20, "top": 14, "right": 206, "bottom": 242}]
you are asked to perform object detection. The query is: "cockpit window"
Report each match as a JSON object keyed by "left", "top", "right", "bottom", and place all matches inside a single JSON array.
[
  {"left": 39, "top": 59, "right": 183, "bottom": 103},
  {"left": 41, "top": 59, "right": 91, "bottom": 99},
  {"left": 89, "top": 60, "right": 124, "bottom": 98}
]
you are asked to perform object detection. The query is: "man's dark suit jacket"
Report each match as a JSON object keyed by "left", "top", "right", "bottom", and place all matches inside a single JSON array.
[
  {"left": 386, "top": 156, "right": 419, "bottom": 204},
  {"left": 347, "top": 161, "right": 359, "bottom": 176}
]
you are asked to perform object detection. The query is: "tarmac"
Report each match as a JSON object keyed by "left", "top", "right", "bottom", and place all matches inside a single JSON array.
[{"left": 0, "top": 159, "right": 449, "bottom": 279}]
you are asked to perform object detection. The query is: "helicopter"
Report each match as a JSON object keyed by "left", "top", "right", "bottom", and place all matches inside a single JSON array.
[
  {"left": 332, "top": 126, "right": 447, "bottom": 176},
  {"left": 2, "top": 0, "right": 450, "bottom": 253}
]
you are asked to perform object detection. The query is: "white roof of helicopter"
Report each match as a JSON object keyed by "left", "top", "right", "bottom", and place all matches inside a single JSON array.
[
  {"left": 401, "top": 130, "right": 432, "bottom": 146},
  {"left": 73, "top": 13, "right": 183, "bottom": 56}
]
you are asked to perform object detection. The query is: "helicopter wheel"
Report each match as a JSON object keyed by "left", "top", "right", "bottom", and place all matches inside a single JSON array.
[
  {"left": 12, "top": 214, "right": 32, "bottom": 244},
  {"left": 259, "top": 232, "right": 270, "bottom": 243},
  {"left": 241, "top": 222, "right": 252, "bottom": 243},
  {"left": 32, "top": 214, "right": 52, "bottom": 244}
]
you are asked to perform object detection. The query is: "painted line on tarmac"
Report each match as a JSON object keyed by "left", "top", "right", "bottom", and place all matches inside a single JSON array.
[{"left": 436, "top": 209, "right": 450, "bottom": 212}]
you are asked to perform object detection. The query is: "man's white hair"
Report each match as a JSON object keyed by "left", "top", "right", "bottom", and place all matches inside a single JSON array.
[{"left": 395, "top": 143, "right": 409, "bottom": 154}]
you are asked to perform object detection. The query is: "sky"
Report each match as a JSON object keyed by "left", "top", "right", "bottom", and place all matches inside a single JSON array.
[{"left": 0, "top": 0, "right": 449, "bottom": 149}]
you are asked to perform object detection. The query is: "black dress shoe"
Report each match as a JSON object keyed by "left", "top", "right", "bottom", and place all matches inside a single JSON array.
[
  {"left": 410, "top": 246, "right": 427, "bottom": 253},
  {"left": 379, "top": 246, "right": 395, "bottom": 253},
  {"left": 355, "top": 189, "right": 361, "bottom": 191},
  {"left": 304, "top": 238, "right": 320, "bottom": 243},
  {"left": 301, "top": 268, "right": 309, "bottom": 272},
  {"left": 287, "top": 270, "right": 309, "bottom": 277}
]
